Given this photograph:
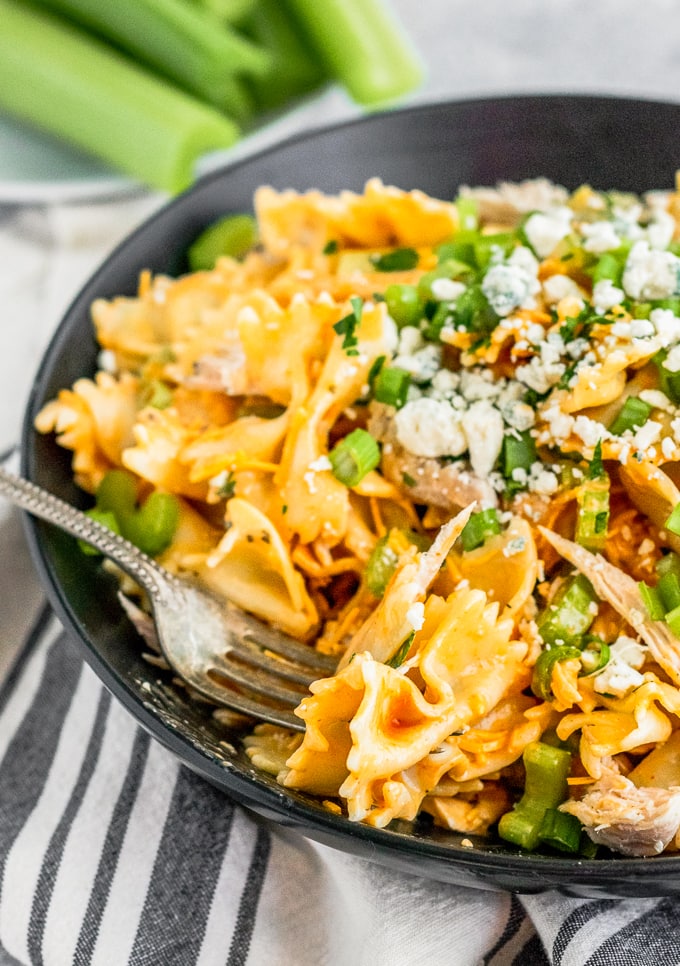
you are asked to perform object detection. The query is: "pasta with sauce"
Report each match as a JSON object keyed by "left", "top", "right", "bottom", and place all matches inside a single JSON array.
[{"left": 37, "top": 174, "right": 680, "bottom": 857}]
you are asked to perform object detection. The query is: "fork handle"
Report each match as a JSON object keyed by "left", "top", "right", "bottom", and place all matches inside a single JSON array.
[{"left": 0, "top": 465, "right": 170, "bottom": 598}]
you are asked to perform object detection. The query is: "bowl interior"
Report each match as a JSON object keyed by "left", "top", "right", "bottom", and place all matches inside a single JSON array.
[{"left": 22, "top": 95, "right": 680, "bottom": 896}]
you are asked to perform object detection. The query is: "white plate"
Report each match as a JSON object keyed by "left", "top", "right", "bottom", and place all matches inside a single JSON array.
[{"left": 0, "top": 114, "right": 139, "bottom": 205}]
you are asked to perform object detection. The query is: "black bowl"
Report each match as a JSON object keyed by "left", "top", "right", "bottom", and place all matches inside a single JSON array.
[{"left": 21, "top": 94, "right": 680, "bottom": 897}]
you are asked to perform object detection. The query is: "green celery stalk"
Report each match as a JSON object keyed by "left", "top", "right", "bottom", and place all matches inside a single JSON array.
[
  {"left": 0, "top": 0, "right": 240, "bottom": 193},
  {"left": 242, "top": 0, "right": 327, "bottom": 111},
  {"left": 498, "top": 742, "right": 573, "bottom": 851},
  {"left": 28, "top": 0, "right": 269, "bottom": 119},
  {"left": 281, "top": 0, "right": 423, "bottom": 106},
  {"left": 188, "top": 0, "right": 256, "bottom": 26}
]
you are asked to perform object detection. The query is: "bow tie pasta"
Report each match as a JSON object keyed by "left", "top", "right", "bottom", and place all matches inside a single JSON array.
[{"left": 38, "top": 174, "right": 680, "bottom": 857}]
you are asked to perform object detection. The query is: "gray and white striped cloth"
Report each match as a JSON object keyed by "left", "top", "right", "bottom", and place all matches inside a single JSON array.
[{"left": 2, "top": 600, "right": 680, "bottom": 966}]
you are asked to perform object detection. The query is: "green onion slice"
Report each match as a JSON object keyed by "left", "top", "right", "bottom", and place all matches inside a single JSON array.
[
  {"left": 578, "top": 637, "right": 611, "bottom": 676},
  {"left": 665, "top": 503, "right": 680, "bottom": 537},
  {"left": 460, "top": 508, "right": 502, "bottom": 552},
  {"left": 536, "top": 573, "right": 598, "bottom": 648},
  {"left": 329, "top": 429, "right": 380, "bottom": 487},
  {"left": 639, "top": 581, "right": 666, "bottom": 620},
  {"left": 531, "top": 646, "right": 582, "bottom": 701},
  {"left": 609, "top": 397, "right": 653, "bottom": 436},
  {"left": 372, "top": 366, "right": 411, "bottom": 408}
]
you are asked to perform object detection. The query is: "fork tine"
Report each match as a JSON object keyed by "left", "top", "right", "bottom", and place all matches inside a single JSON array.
[
  {"left": 224, "top": 604, "right": 337, "bottom": 675},
  {"left": 217, "top": 645, "right": 321, "bottom": 687},
  {"left": 185, "top": 670, "right": 306, "bottom": 732},
  {"left": 210, "top": 656, "right": 310, "bottom": 706}
]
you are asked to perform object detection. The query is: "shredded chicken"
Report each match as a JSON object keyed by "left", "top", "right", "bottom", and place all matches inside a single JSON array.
[
  {"left": 539, "top": 527, "right": 680, "bottom": 686},
  {"left": 337, "top": 504, "right": 475, "bottom": 669},
  {"left": 561, "top": 770, "right": 680, "bottom": 856},
  {"left": 457, "top": 178, "right": 569, "bottom": 226},
  {"left": 368, "top": 402, "right": 497, "bottom": 510}
]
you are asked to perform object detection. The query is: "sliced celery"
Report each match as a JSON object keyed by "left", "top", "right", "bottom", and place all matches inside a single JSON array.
[
  {"left": 189, "top": 0, "right": 256, "bottom": 26},
  {"left": 188, "top": 213, "right": 258, "bottom": 271},
  {"left": 242, "top": 0, "right": 327, "bottom": 111},
  {"left": 0, "top": 0, "right": 240, "bottom": 193},
  {"left": 30, "top": 0, "right": 269, "bottom": 118},
  {"left": 281, "top": 0, "right": 423, "bottom": 106}
]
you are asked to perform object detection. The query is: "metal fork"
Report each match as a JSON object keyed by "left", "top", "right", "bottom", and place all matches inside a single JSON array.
[{"left": 0, "top": 465, "right": 337, "bottom": 731}]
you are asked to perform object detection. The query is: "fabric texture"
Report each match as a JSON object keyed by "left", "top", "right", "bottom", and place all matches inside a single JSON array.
[{"left": 3, "top": 605, "right": 680, "bottom": 966}]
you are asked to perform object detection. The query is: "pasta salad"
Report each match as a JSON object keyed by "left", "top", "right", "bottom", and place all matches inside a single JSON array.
[{"left": 37, "top": 175, "right": 680, "bottom": 858}]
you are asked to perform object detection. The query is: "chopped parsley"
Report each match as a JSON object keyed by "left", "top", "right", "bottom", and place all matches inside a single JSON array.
[
  {"left": 369, "top": 247, "right": 419, "bottom": 272},
  {"left": 333, "top": 296, "right": 364, "bottom": 356}
]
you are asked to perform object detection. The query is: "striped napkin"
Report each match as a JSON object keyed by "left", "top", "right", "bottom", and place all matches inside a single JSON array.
[{"left": 0, "top": 503, "right": 678, "bottom": 966}]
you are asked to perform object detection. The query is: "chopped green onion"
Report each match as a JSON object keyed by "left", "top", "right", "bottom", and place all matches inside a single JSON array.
[
  {"left": 420, "top": 301, "right": 454, "bottom": 342},
  {"left": 578, "top": 637, "right": 610, "bottom": 676},
  {"left": 329, "top": 429, "right": 380, "bottom": 487},
  {"left": 639, "top": 581, "right": 666, "bottom": 620},
  {"left": 333, "top": 298, "right": 364, "bottom": 356},
  {"left": 460, "top": 508, "right": 502, "bottom": 552},
  {"left": 654, "top": 296, "right": 680, "bottom": 314},
  {"left": 633, "top": 302, "right": 653, "bottom": 320},
  {"left": 657, "top": 552, "right": 680, "bottom": 579},
  {"left": 501, "top": 430, "right": 537, "bottom": 483},
  {"left": 575, "top": 474, "right": 610, "bottom": 552},
  {"left": 654, "top": 350, "right": 680, "bottom": 404},
  {"left": 536, "top": 573, "right": 598, "bottom": 648},
  {"left": 140, "top": 379, "right": 174, "bottom": 410},
  {"left": 384, "top": 284, "right": 422, "bottom": 327},
  {"left": 216, "top": 472, "right": 236, "bottom": 499},
  {"left": 665, "top": 503, "right": 680, "bottom": 537},
  {"left": 282, "top": 0, "right": 423, "bottom": 106},
  {"left": 417, "top": 259, "right": 472, "bottom": 304},
  {"left": 473, "top": 231, "right": 516, "bottom": 270},
  {"left": 365, "top": 534, "right": 399, "bottom": 598},
  {"left": 372, "top": 366, "right": 411, "bottom": 408},
  {"left": 0, "top": 0, "right": 241, "bottom": 193},
  {"left": 435, "top": 236, "right": 476, "bottom": 268},
  {"left": 498, "top": 741, "right": 572, "bottom": 851},
  {"left": 451, "top": 283, "right": 498, "bottom": 335},
  {"left": 657, "top": 571, "right": 680, "bottom": 612},
  {"left": 587, "top": 439, "right": 605, "bottom": 481},
  {"left": 538, "top": 808, "right": 583, "bottom": 853},
  {"left": 531, "top": 646, "right": 582, "bottom": 701},
  {"left": 323, "top": 239, "right": 339, "bottom": 255},
  {"left": 455, "top": 196, "right": 479, "bottom": 232},
  {"left": 590, "top": 252, "right": 624, "bottom": 286},
  {"left": 188, "top": 213, "right": 258, "bottom": 271},
  {"left": 609, "top": 396, "right": 653, "bottom": 435},
  {"left": 369, "top": 248, "right": 419, "bottom": 272},
  {"left": 665, "top": 604, "right": 680, "bottom": 638}
]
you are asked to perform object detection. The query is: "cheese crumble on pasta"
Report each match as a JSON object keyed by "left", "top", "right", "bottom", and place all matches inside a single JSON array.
[{"left": 38, "top": 174, "right": 680, "bottom": 857}]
